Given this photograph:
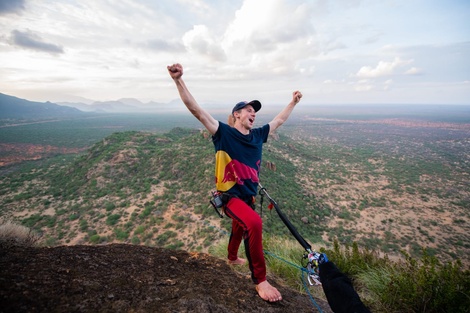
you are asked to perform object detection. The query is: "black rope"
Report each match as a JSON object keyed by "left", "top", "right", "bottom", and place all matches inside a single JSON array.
[{"left": 259, "top": 184, "right": 312, "bottom": 252}]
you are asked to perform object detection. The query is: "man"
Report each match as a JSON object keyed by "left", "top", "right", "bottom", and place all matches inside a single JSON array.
[{"left": 167, "top": 63, "right": 302, "bottom": 302}]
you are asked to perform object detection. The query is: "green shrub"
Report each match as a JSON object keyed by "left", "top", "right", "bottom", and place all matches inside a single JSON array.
[
  {"left": 89, "top": 234, "right": 100, "bottom": 244},
  {"left": 106, "top": 214, "right": 121, "bottom": 226},
  {"left": 105, "top": 202, "right": 116, "bottom": 211},
  {"left": 134, "top": 225, "right": 145, "bottom": 235},
  {"left": 114, "top": 228, "right": 129, "bottom": 241},
  {"left": 139, "top": 206, "right": 151, "bottom": 218},
  {"left": 79, "top": 219, "right": 88, "bottom": 231},
  {"left": 379, "top": 250, "right": 470, "bottom": 313},
  {"left": 167, "top": 241, "right": 184, "bottom": 250},
  {"left": 21, "top": 214, "right": 43, "bottom": 228},
  {"left": 156, "top": 230, "right": 177, "bottom": 245},
  {"left": 69, "top": 213, "right": 79, "bottom": 221}
]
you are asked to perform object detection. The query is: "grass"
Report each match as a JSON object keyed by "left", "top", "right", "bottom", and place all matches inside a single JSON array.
[
  {"left": 0, "top": 220, "right": 41, "bottom": 248},
  {"left": 210, "top": 234, "right": 470, "bottom": 313}
]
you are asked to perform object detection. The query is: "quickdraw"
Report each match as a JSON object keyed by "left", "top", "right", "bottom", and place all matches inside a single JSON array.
[{"left": 258, "top": 183, "right": 322, "bottom": 286}]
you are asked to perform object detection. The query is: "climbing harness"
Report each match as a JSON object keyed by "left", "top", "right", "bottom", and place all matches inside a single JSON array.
[
  {"left": 210, "top": 190, "right": 258, "bottom": 218},
  {"left": 258, "top": 183, "right": 322, "bottom": 286}
]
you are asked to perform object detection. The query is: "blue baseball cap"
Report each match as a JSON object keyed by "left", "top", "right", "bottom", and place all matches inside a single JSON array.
[{"left": 232, "top": 100, "right": 262, "bottom": 114}]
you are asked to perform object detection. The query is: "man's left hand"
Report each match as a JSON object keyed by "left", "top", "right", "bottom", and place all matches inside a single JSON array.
[{"left": 293, "top": 91, "right": 302, "bottom": 104}]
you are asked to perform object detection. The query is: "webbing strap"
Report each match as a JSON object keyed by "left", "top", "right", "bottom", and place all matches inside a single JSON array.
[{"left": 264, "top": 250, "right": 324, "bottom": 313}]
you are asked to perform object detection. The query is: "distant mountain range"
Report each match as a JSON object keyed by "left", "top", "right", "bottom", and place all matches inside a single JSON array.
[
  {"left": 0, "top": 93, "right": 84, "bottom": 119},
  {"left": 57, "top": 97, "right": 185, "bottom": 113},
  {"left": 0, "top": 92, "right": 187, "bottom": 119}
]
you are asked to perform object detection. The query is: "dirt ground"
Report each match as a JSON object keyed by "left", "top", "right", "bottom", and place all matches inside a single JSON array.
[{"left": 0, "top": 244, "right": 333, "bottom": 313}]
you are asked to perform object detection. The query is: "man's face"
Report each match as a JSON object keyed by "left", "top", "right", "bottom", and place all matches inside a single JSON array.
[{"left": 235, "top": 105, "right": 256, "bottom": 130}]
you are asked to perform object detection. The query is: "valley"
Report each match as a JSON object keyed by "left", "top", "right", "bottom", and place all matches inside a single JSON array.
[{"left": 1, "top": 105, "right": 469, "bottom": 267}]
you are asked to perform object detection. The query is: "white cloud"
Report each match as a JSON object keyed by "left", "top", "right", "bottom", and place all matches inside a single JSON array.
[
  {"left": 356, "top": 57, "right": 413, "bottom": 78},
  {"left": 226, "top": 0, "right": 314, "bottom": 48},
  {"left": 220, "top": 0, "right": 317, "bottom": 73},
  {"left": 405, "top": 67, "right": 423, "bottom": 75},
  {"left": 182, "top": 25, "right": 226, "bottom": 62},
  {"left": 354, "top": 79, "right": 373, "bottom": 92}
]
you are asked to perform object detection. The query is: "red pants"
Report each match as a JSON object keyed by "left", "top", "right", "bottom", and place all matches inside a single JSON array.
[{"left": 224, "top": 197, "right": 266, "bottom": 284}]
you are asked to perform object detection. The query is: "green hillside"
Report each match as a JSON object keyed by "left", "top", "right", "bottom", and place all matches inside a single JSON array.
[
  {"left": 1, "top": 127, "right": 469, "bottom": 259},
  {"left": 0, "top": 128, "right": 330, "bottom": 250},
  {"left": 1, "top": 128, "right": 469, "bottom": 312}
]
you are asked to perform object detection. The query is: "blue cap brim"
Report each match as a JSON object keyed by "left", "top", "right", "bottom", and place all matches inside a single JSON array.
[{"left": 232, "top": 100, "right": 261, "bottom": 114}]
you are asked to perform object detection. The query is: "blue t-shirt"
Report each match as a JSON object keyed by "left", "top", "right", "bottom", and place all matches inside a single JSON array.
[{"left": 212, "top": 122, "right": 270, "bottom": 197}]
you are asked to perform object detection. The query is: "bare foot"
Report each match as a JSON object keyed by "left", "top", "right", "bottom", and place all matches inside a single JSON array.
[
  {"left": 256, "top": 280, "right": 282, "bottom": 302},
  {"left": 228, "top": 257, "right": 246, "bottom": 265}
]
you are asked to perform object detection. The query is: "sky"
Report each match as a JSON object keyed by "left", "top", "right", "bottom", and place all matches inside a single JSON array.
[{"left": 0, "top": 0, "right": 469, "bottom": 106}]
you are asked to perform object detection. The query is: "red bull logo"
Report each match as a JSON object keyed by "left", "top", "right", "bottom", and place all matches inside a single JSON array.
[
  {"left": 222, "top": 159, "right": 260, "bottom": 185},
  {"left": 214, "top": 151, "right": 260, "bottom": 192}
]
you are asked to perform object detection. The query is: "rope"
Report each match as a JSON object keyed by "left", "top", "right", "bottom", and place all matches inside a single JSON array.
[
  {"left": 264, "top": 250, "right": 324, "bottom": 313},
  {"left": 264, "top": 250, "right": 306, "bottom": 272},
  {"left": 301, "top": 270, "right": 325, "bottom": 313}
]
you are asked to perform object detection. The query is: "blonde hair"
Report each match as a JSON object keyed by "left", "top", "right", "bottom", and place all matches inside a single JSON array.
[{"left": 227, "top": 113, "right": 235, "bottom": 127}]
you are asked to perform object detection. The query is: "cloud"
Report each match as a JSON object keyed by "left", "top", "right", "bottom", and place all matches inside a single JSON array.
[
  {"left": 356, "top": 57, "right": 413, "bottom": 78},
  {"left": 405, "top": 67, "right": 423, "bottom": 75},
  {"left": 323, "top": 40, "right": 347, "bottom": 53},
  {"left": 212, "top": 0, "right": 318, "bottom": 77},
  {"left": 354, "top": 79, "right": 373, "bottom": 92},
  {"left": 10, "top": 30, "right": 64, "bottom": 54},
  {"left": 176, "top": 0, "right": 211, "bottom": 15},
  {"left": 144, "top": 39, "right": 185, "bottom": 52},
  {"left": 223, "top": 0, "right": 315, "bottom": 51},
  {"left": 182, "top": 25, "right": 226, "bottom": 62},
  {"left": 0, "top": 0, "right": 25, "bottom": 14}
]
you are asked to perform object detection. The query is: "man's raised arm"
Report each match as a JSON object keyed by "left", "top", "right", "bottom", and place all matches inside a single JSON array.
[
  {"left": 167, "top": 63, "right": 219, "bottom": 135},
  {"left": 268, "top": 90, "right": 302, "bottom": 134}
]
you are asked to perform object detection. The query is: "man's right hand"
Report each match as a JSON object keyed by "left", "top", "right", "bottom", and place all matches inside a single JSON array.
[{"left": 167, "top": 63, "right": 183, "bottom": 79}]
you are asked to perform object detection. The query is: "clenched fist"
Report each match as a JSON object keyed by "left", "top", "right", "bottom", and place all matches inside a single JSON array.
[{"left": 167, "top": 63, "right": 183, "bottom": 79}]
